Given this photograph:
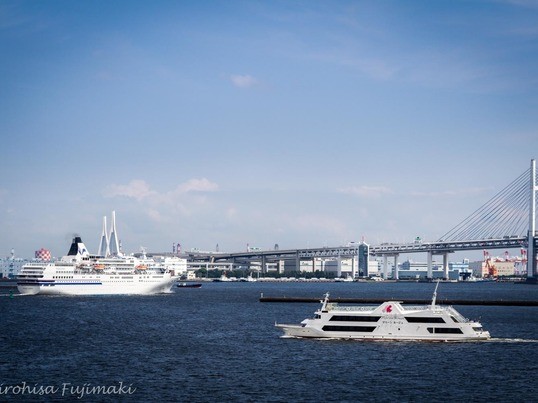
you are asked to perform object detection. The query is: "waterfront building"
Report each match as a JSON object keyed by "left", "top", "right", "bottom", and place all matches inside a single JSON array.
[
  {"left": 281, "top": 257, "right": 358, "bottom": 278},
  {"left": 448, "top": 260, "right": 473, "bottom": 281},
  {"left": 153, "top": 256, "right": 188, "bottom": 275},
  {"left": 358, "top": 242, "right": 369, "bottom": 277},
  {"left": 469, "top": 259, "right": 517, "bottom": 278},
  {"left": 399, "top": 260, "right": 442, "bottom": 279},
  {"left": 321, "top": 258, "right": 356, "bottom": 278},
  {"left": 0, "top": 250, "right": 28, "bottom": 279},
  {"left": 398, "top": 260, "right": 471, "bottom": 280},
  {"left": 368, "top": 260, "right": 381, "bottom": 277}
]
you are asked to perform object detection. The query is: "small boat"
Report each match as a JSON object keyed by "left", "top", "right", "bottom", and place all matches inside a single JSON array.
[
  {"left": 176, "top": 282, "right": 202, "bottom": 288},
  {"left": 275, "top": 282, "right": 490, "bottom": 341}
]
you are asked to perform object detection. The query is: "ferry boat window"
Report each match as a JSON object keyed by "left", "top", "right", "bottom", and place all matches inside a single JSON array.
[
  {"left": 427, "top": 327, "right": 463, "bottom": 334},
  {"left": 329, "top": 316, "right": 381, "bottom": 322},
  {"left": 322, "top": 325, "right": 376, "bottom": 332},
  {"left": 450, "top": 316, "right": 460, "bottom": 323},
  {"left": 405, "top": 317, "right": 445, "bottom": 323}
]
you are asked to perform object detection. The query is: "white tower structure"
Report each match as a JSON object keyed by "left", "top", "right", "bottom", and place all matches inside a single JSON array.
[
  {"left": 109, "top": 210, "right": 121, "bottom": 257},
  {"left": 98, "top": 216, "right": 110, "bottom": 257},
  {"left": 528, "top": 159, "right": 537, "bottom": 278}
]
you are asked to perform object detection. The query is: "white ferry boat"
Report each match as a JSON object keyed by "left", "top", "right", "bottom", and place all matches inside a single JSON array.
[
  {"left": 275, "top": 284, "right": 490, "bottom": 341},
  {"left": 17, "top": 237, "right": 179, "bottom": 296}
]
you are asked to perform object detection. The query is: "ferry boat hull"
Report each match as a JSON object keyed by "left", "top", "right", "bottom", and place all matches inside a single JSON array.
[
  {"left": 276, "top": 322, "right": 489, "bottom": 341},
  {"left": 276, "top": 289, "right": 491, "bottom": 342}
]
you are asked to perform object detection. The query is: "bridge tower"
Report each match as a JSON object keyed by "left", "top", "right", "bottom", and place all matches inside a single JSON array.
[
  {"left": 97, "top": 215, "right": 110, "bottom": 257},
  {"left": 109, "top": 210, "right": 121, "bottom": 257},
  {"left": 528, "top": 159, "right": 537, "bottom": 278}
]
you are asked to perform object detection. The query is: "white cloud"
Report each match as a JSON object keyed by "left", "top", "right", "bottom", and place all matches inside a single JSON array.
[
  {"left": 147, "top": 208, "right": 164, "bottom": 222},
  {"left": 338, "top": 185, "right": 392, "bottom": 198},
  {"left": 103, "top": 178, "right": 219, "bottom": 203},
  {"left": 103, "top": 179, "right": 156, "bottom": 201},
  {"left": 226, "top": 207, "right": 238, "bottom": 219},
  {"left": 408, "top": 187, "right": 491, "bottom": 198},
  {"left": 230, "top": 74, "right": 258, "bottom": 88},
  {"left": 176, "top": 178, "right": 219, "bottom": 193}
]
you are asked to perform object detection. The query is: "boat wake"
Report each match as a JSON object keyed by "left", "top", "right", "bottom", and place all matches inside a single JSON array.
[
  {"left": 484, "top": 338, "right": 538, "bottom": 343},
  {"left": 280, "top": 335, "right": 538, "bottom": 343},
  {"left": 280, "top": 335, "right": 340, "bottom": 341}
]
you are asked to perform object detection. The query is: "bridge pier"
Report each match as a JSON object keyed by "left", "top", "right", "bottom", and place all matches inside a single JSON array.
[
  {"left": 393, "top": 254, "right": 399, "bottom": 280},
  {"left": 427, "top": 251, "right": 433, "bottom": 279},
  {"left": 382, "top": 256, "right": 388, "bottom": 279},
  {"left": 278, "top": 259, "right": 284, "bottom": 275},
  {"left": 442, "top": 253, "right": 449, "bottom": 280},
  {"left": 336, "top": 256, "right": 342, "bottom": 277}
]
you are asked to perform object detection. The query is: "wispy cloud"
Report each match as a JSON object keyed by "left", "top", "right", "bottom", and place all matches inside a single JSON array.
[
  {"left": 147, "top": 208, "right": 164, "bottom": 222},
  {"left": 103, "top": 178, "right": 218, "bottom": 202},
  {"left": 497, "top": 0, "right": 538, "bottom": 9},
  {"left": 0, "top": 3, "right": 36, "bottom": 31},
  {"left": 338, "top": 185, "right": 393, "bottom": 198},
  {"left": 102, "top": 178, "right": 220, "bottom": 225},
  {"left": 177, "top": 178, "right": 219, "bottom": 193},
  {"left": 103, "top": 179, "right": 156, "bottom": 201},
  {"left": 407, "top": 187, "right": 491, "bottom": 198},
  {"left": 304, "top": 50, "right": 398, "bottom": 81},
  {"left": 229, "top": 74, "right": 258, "bottom": 88}
]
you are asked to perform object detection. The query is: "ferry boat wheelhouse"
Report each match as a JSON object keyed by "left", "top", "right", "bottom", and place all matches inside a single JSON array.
[
  {"left": 276, "top": 285, "right": 490, "bottom": 341},
  {"left": 17, "top": 237, "right": 179, "bottom": 296}
]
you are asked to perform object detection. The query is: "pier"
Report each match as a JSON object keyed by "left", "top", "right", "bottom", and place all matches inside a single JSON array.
[{"left": 259, "top": 296, "right": 538, "bottom": 306}]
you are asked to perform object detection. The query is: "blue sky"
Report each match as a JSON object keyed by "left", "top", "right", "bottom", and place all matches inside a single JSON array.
[{"left": 1, "top": 0, "right": 537, "bottom": 259}]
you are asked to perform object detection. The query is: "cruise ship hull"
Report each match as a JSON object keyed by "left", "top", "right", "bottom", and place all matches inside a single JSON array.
[
  {"left": 17, "top": 273, "right": 177, "bottom": 295},
  {"left": 17, "top": 274, "right": 177, "bottom": 296}
]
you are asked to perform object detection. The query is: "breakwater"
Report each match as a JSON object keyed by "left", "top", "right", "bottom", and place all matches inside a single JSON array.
[{"left": 259, "top": 296, "right": 538, "bottom": 306}]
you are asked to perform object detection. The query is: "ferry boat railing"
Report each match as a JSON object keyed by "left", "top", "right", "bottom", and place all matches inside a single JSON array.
[
  {"left": 400, "top": 305, "right": 433, "bottom": 311},
  {"left": 446, "top": 306, "right": 470, "bottom": 323},
  {"left": 326, "top": 304, "right": 377, "bottom": 312},
  {"left": 328, "top": 304, "right": 450, "bottom": 312}
]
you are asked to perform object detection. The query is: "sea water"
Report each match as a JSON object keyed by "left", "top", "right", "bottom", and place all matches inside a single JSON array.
[{"left": 1, "top": 282, "right": 537, "bottom": 402}]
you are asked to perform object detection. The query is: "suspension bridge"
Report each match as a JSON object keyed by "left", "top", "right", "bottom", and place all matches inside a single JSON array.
[{"left": 186, "top": 159, "right": 538, "bottom": 280}]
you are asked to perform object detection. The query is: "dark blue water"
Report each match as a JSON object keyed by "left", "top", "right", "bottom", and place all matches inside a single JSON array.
[{"left": 1, "top": 282, "right": 537, "bottom": 402}]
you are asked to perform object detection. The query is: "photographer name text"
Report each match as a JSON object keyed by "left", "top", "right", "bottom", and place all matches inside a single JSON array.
[{"left": 1, "top": 382, "right": 136, "bottom": 399}]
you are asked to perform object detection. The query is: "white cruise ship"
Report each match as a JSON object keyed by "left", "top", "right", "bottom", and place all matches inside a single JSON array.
[
  {"left": 276, "top": 284, "right": 490, "bottom": 341},
  {"left": 17, "top": 237, "right": 179, "bottom": 296}
]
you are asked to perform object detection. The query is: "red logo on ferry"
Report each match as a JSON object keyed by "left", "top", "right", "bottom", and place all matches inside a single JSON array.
[{"left": 384, "top": 305, "right": 393, "bottom": 313}]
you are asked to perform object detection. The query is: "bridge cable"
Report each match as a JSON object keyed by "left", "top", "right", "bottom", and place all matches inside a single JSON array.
[{"left": 438, "top": 168, "right": 530, "bottom": 242}]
